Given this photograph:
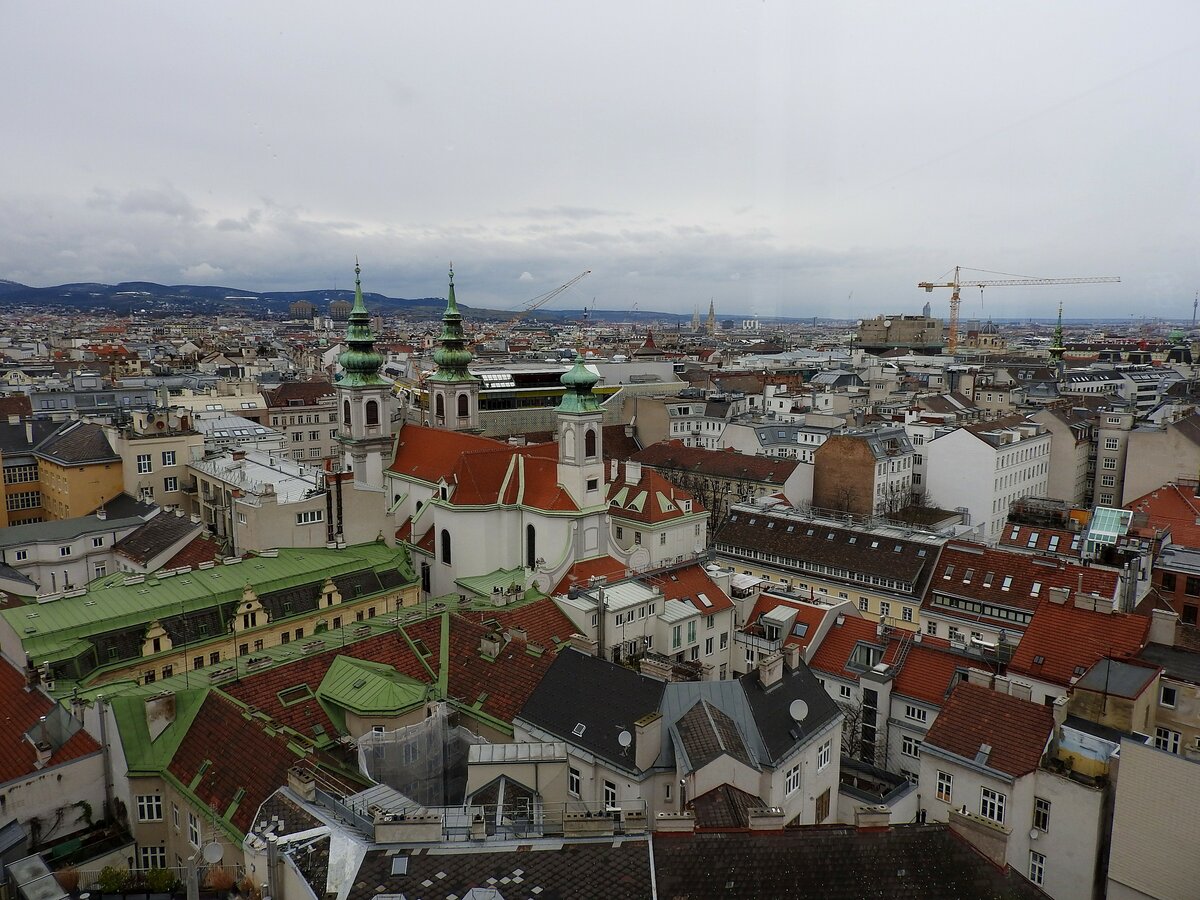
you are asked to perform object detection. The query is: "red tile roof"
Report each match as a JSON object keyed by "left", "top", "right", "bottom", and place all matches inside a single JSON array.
[
  {"left": 459, "top": 597, "right": 578, "bottom": 651},
  {"left": 602, "top": 424, "right": 641, "bottom": 461},
  {"left": 552, "top": 555, "right": 628, "bottom": 594},
  {"left": 167, "top": 692, "right": 358, "bottom": 835},
  {"left": 1125, "top": 482, "right": 1200, "bottom": 548},
  {"left": 631, "top": 440, "right": 799, "bottom": 484},
  {"left": 0, "top": 663, "right": 101, "bottom": 784},
  {"left": 607, "top": 463, "right": 703, "bottom": 525},
  {"left": 741, "top": 593, "right": 831, "bottom": 654},
  {"left": 646, "top": 564, "right": 733, "bottom": 615},
  {"left": 922, "top": 681, "right": 1054, "bottom": 778},
  {"left": 808, "top": 614, "right": 883, "bottom": 681},
  {"left": 163, "top": 534, "right": 223, "bottom": 570},
  {"left": 891, "top": 640, "right": 965, "bottom": 707},
  {"left": 923, "top": 541, "right": 1120, "bottom": 627},
  {"left": 261, "top": 380, "right": 335, "bottom": 408},
  {"left": 1008, "top": 597, "right": 1150, "bottom": 687},
  {"left": 389, "top": 424, "right": 508, "bottom": 483},
  {"left": 0, "top": 395, "right": 31, "bottom": 417},
  {"left": 998, "top": 524, "right": 1082, "bottom": 558}
]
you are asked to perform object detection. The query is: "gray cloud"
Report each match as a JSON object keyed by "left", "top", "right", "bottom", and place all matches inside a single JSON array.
[{"left": 0, "top": 2, "right": 1197, "bottom": 318}]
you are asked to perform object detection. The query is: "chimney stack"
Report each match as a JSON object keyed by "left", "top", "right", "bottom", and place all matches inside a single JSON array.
[{"left": 757, "top": 651, "right": 784, "bottom": 688}]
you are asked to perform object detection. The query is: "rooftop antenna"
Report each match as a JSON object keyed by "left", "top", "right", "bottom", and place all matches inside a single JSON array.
[{"left": 1193, "top": 292, "right": 1197, "bottom": 328}]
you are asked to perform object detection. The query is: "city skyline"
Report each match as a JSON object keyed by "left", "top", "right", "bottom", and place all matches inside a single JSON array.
[{"left": 2, "top": 2, "right": 1196, "bottom": 317}]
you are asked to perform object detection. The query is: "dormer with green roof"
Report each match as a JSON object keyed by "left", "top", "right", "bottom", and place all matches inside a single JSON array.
[
  {"left": 556, "top": 354, "right": 605, "bottom": 509},
  {"left": 428, "top": 265, "right": 481, "bottom": 432},
  {"left": 336, "top": 261, "right": 395, "bottom": 489}
]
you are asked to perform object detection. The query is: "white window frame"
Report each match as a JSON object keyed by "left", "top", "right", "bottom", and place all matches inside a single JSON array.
[
  {"left": 136, "top": 454, "right": 153, "bottom": 474},
  {"left": 817, "top": 740, "right": 830, "bottom": 771},
  {"left": 1155, "top": 727, "right": 1181, "bottom": 754},
  {"left": 904, "top": 704, "right": 928, "bottom": 724},
  {"left": 901, "top": 735, "right": 922, "bottom": 759},
  {"left": 138, "top": 845, "right": 167, "bottom": 870},
  {"left": 785, "top": 763, "right": 800, "bottom": 795},
  {"left": 187, "top": 811, "right": 201, "bottom": 848},
  {"left": 1033, "top": 796, "right": 1050, "bottom": 832},
  {"left": 936, "top": 771, "right": 953, "bottom": 804},
  {"left": 1029, "top": 850, "right": 1046, "bottom": 887},
  {"left": 136, "top": 794, "right": 163, "bottom": 822},
  {"left": 1160, "top": 684, "right": 1177, "bottom": 708},
  {"left": 162, "top": 450, "right": 177, "bottom": 466},
  {"left": 980, "top": 787, "right": 1006, "bottom": 824}
]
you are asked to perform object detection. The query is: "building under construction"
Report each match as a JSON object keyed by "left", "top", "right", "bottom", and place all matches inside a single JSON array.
[{"left": 855, "top": 314, "right": 944, "bottom": 355}]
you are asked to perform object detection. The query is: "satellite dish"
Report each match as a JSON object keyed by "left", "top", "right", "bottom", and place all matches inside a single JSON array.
[
  {"left": 884, "top": 320, "right": 893, "bottom": 328},
  {"left": 202, "top": 842, "right": 224, "bottom": 864},
  {"left": 788, "top": 699, "right": 809, "bottom": 722},
  {"left": 617, "top": 730, "right": 633, "bottom": 750}
]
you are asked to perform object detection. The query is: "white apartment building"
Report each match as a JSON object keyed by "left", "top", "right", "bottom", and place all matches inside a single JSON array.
[{"left": 924, "top": 416, "right": 1050, "bottom": 542}]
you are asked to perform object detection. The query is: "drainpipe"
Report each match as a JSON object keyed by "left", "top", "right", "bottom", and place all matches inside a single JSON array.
[{"left": 97, "top": 697, "right": 115, "bottom": 822}]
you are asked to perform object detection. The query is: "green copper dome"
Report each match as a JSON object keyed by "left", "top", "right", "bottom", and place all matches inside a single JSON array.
[
  {"left": 429, "top": 264, "right": 480, "bottom": 383},
  {"left": 338, "top": 261, "right": 387, "bottom": 386},
  {"left": 557, "top": 353, "right": 601, "bottom": 414}
]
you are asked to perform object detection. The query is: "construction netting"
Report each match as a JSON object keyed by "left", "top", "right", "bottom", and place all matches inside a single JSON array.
[{"left": 356, "top": 704, "right": 487, "bottom": 808}]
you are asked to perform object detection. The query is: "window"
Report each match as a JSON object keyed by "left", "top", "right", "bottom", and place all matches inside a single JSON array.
[
  {"left": 292, "top": 432, "right": 303, "bottom": 442},
  {"left": 585, "top": 429, "right": 597, "bottom": 458},
  {"left": 139, "top": 485, "right": 154, "bottom": 502},
  {"left": 1161, "top": 684, "right": 1177, "bottom": 708},
  {"left": 568, "top": 767, "right": 581, "bottom": 797},
  {"left": 879, "top": 601, "right": 891, "bottom": 618},
  {"left": 817, "top": 740, "right": 830, "bottom": 770},
  {"left": 162, "top": 450, "right": 177, "bottom": 466},
  {"left": 839, "top": 684, "right": 852, "bottom": 699},
  {"left": 1029, "top": 851, "right": 1046, "bottom": 887},
  {"left": 441, "top": 529, "right": 452, "bottom": 564},
  {"left": 1100, "top": 474, "right": 1115, "bottom": 487},
  {"left": 139, "top": 846, "right": 166, "bottom": 870},
  {"left": 936, "top": 771, "right": 953, "bottom": 803},
  {"left": 904, "top": 704, "right": 927, "bottom": 724},
  {"left": 14, "top": 549, "right": 27, "bottom": 562},
  {"left": 671, "top": 625, "right": 682, "bottom": 650},
  {"left": 59, "top": 545, "right": 72, "bottom": 557},
  {"left": 815, "top": 788, "right": 830, "bottom": 823},
  {"left": 1102, "top": 457, "right": 1117, "bottom": 469},
  {"left": 1099, "top": 493, "right": 1113, "bottom": 505},
  {"left": 719, "top": 632, "right": 728, "bottom": 650},
  {"left": 296, "top": 509, "right": 325, "bottom": 525},
  {"left": 172, "top": 803, "right": 180, "bottom": 829},
  {"left": 687, "top": 620, "right": 696, "bottom": 644},
  {"left": 136, "top": 794, "right": 163, "bottom": 822},
  {"left": 925, "top": 620, "right": 937, "bottom": 636},
  {"left": 1033, "top": 797, "right": 1050, "bottom": 832},
  {"left": 5, "top": 491, "right": 40, "bottom": 511},
  {"left": 901, "top": 606, "right": 913, "bottom": 622},
  {"left": 137, "top": 454, "right": 152, "bottom": 474},
  {"left": 188, "top": 811, "right": 201, "bottom": 848},
  {"left": 858, "top": 597, "right": 869, "bottom": 611},
  {"left": 1104, "top": 437, "right": 1119, "bottom": 450},
  {"left": 365, "top": 399, "right": 380, "bottom": 425},
  {"left": 93, "top": 562, "right": 107, "bottom": 578},
  {"left": 1155, "top": 727, "right": 1181, "bottom": 754},
  {"left": 785, "top": 763, "right": 800, "bottom": 795},
  {"left": 603, "top": 780, "right": 617, "bottom": 808},
  {"left": 980, "top": 787, "right": 1006, "bottom": 824},
  {"left": 705, "top": 637, "right": 714, "bottom": 656},
  {"left": 634, "top": 531, "right": 642, "bottom": 545},
  {"left": 901, "top": 735, "right": 922, "bottom": 758},
  {"left": 164, "top": 476, "right": 178, "bottom": 492}
]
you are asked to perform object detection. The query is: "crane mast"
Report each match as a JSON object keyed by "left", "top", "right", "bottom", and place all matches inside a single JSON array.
[
  {"left": 919, "top": 266, "right": 1120, "bottom": 354},
  {"left": 505, "top": 270, "right": 591, "bottom": 329}
]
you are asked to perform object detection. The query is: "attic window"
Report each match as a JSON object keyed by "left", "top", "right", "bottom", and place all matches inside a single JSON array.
[
  {"left": 786, "top": 526, "right": 794, "bottom": 532},
  {"left": 1073, "top": 665, "right": 1087, "bottom": 677},
  {"left": 806, "top": 529, "right": 814, "bottom": 536},
  {"left": 412, "top": 639, "right": 431, "bottom": 657},
  {"left": 870, "top": 541, "right": 879, "bottom": 549},
  {"left": 826, "top": 533, "right": 835, "bottom": 541},
  {"left": 943, "top": 566, "right": 954, "bottom": 580},
  {"left": 917, "top": 549, "right": 925, "bottom": 556},
  {"left": 792, "top": 623, "right": 809, "bottom": 638},
  {"left": 1033, "top": 655, "right": 1045, "bottom": 665},
  {"left": 767, "top": 522, "right": 775, "bottom": 529},
  {"left": 1001, "top": 576, "right": 1012, "bottom": 591},
  {"left": 983, "top": 573, "right": 994, "bottom": 587},
  {"left": 572, "top": 723, "right": 586, "bottom": 737},
  {"left": 893, "top": 544, "right": 902, "bottom": 553},
  {"left": 748, "top": 518, "right": 756, "bottom": 525},
  {"left": 849, "top": 536, "right": 857, "bottom": 544},
  {"left": 1030, "top": 581, "right": 1042, "bottom": 597}
]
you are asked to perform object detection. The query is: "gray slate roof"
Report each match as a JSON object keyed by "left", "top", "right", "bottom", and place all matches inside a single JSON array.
[{"left": 33, "top": 421, "right": 118, "bottom": 464}]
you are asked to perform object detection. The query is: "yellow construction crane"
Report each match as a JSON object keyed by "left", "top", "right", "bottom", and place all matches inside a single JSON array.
[
  {"left": 919, "top": 266, "right": 1120, "bottom": 354},
  {"left": 505, "top": 269, "right": 591, "bottom": 329}
]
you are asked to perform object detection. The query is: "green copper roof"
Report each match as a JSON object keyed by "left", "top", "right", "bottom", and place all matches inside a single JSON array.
[
  {"left": 429, "top": 264, "right": 480, "bottom": 383},
  {"left": 109, "top": 688, "right": 209, "bottom": 774},
  {"left": 338, "top": 260, "right": 387, "bottom": 387},
  {"left": 316, "top": 655, "right": 426, "bottom": 716},
  {"left": 5, "top": 543, "right": 413, "bottom": 665},
  {"left": 556, "top": 354, "right": 602, "bottom": 415}
]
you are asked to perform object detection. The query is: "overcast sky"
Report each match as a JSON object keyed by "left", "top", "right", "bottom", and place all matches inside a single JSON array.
[{"left": 2, "top": 2, "right": 1197, "bottom": 319}]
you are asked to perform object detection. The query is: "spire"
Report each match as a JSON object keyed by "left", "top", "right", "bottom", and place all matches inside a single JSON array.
[
  {"left": 557, "top": 353, "right": 601, "bottom": 415},
  {"left": 430, "top": 263, "right": 478, "bottom": 383},
  {"left": 337, "top": 260, "right": 386, "bottom": 386},
  {"left": 1049, "top": 302, "right": 1066, "bottom": 361}
]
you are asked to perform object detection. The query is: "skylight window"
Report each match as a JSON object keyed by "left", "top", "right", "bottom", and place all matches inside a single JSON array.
[
  {"left": 572, "top": 723, "right": 586, "bottom": 737},
  {"left": 1001, "top": 576, "right": 1012, "bottom": 591},
  {"left": 1030, "top": 581, "right": 1042, "bottom": 597},
  {"left": 943, "top": 566, "right": 954, "bottom": 580},
  {"left": 1033, "top": 655, "right": 1045, "bottom": 665}
]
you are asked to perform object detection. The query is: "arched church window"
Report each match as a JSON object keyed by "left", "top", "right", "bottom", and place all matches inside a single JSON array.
[
  {"left": 584, "top": 428, "right": 597, "bottom": 459},
  {"left": 457, "top": 393, "right": 469, "bottom": 418},
  {"left": 440, "top": 529, "right": 452, "bottom": 565},
  {"left": 366, "top": 399, "right": 379, "bottom": 426},
  {"left": 435, "top": 394, "right": 445, "bottom": 420},
  {"left": 342, "top": 399, "right": 351, "bottom": 426},
  {"left": 526, "top": 524, "right": 537, "bottom": 570}
]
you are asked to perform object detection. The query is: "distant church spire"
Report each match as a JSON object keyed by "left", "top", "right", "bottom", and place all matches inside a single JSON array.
[
  {"left": 1049, "top": 302, "right": 1066, "bottom": 362},
  {"left": 338, "top": 259, "right": 386, "bottom": 386},
  {"left": 706, "top": 298, "right": 716, "bottom": 335},
  {"left": 430, "top": 263, "right": 478, "bottom": 383}
]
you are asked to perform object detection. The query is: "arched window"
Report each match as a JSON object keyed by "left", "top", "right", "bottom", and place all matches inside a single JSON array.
[
  {"left": 365, "top": 399, "right": 379, "bottom": 426},
  {"left": 415, "top": 500, "right": 423, "bottom": 514},
  {"left": 342, "top": 399, "right": 351, "bottom": 426},
  {"left": 435, "top": 394, "right": 445, "bottom": 420},
  {"left": 526, "top": 524, "right": 537, "bottom": 570},
  {"left": 457, "top": 393, "right": 469, "bottom": 419},
  {"left": 440, "top": 529, "right": 452, "bottom": 565},
  {"left": 584, "top": 428, "right": 597, "bottom": 459}
]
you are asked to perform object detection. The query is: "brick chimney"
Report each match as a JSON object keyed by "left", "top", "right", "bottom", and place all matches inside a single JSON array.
[
  {"left": 757, "top": 651, "right": 784, "bottom": 688},
  {"left": 1148, "top": 608, "right": 1178, "bottom": 646}
]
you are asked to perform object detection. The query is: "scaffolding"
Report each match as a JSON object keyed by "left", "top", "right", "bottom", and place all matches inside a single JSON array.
[{"left": 355, "top": 704, "right": 486, "bottom": 808}]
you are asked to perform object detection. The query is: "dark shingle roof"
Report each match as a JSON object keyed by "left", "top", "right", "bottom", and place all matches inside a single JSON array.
[
  {"left": 113, "top": 513, "right": 201, "bottom": 565},
  {"left": 517, "top": 649, "right": 665, "bottom": 769},
  {"left": 675, "top": 698, "right": 757, "bottom": 772},
  {"left": 33, "top": 421, "right": 119, "bottom": 464}
]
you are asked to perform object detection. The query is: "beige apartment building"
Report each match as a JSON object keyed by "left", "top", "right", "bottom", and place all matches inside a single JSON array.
[{"left": 103, "top": 408, "right": 204, "bottom": 511}]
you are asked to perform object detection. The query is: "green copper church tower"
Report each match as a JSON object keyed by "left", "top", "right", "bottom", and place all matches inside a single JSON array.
[
  {"left": 427, "top": 265, "right": 481, "bottom": 431},
  {"left": 335, "top": 261, "right": 394, "bottom": 489}
]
